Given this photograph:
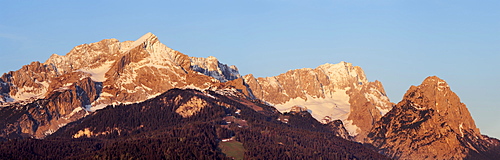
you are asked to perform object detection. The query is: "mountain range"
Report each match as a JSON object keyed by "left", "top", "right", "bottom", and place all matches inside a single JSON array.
[{"left": 0, "top": 33, "right": 498, "bottom": 159}]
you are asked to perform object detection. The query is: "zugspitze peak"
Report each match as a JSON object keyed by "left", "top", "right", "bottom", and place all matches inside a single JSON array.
[{"left": 0, "top": 33, "right": 498, "bottom": 159}]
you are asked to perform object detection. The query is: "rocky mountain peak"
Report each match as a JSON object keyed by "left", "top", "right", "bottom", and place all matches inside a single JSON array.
[
  {"left": 242, "top": 61, "right": 393, "bottom": 142},
  {"left": 129, "top": 32, "right": 163, "bottom": 54},
  {"left": 131, "top": 32, "right": 157, "bottom": 46},
  {"left": 316, "top": 61, "right": 368, "bottom": 86},
  {"left": 0, "top": 33, "right": 242, "bottom": 139},
  {"left": 366, "top": 76, "right": 493, "bottom": 159},
  {"left": 402, "top": 76, "right": 479, "bottom": 134},
  {"left": 420, "top": 76, "right": 451, "bottom": 91}
]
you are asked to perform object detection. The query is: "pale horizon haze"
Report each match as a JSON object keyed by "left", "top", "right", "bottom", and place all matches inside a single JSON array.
[{"left": 1, "top": 1, "right": 499, "bottom": 138}]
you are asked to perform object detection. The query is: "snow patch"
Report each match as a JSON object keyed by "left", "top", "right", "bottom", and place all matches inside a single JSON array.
[
  {"left": 141, "top": 84, "right": 153, "bottom": 91},
  {"left": 437, "top": 81, "right": 448, "bottom": 91},
  {"left": 11, "top": 79, "right": 51, "bottom": 102},
  {"left": 78, "top": 61, "right": 114, "bottom": 82},
  {"left": 343, "top": 119, "right": 359, "bottom": 136},
  {"left": 4, "top": 96, "right": 15, "bottom": 103},
  {"left": 84, "top": 105, "right": 92, "bottom": 111},
  {"left": 364, "top": 92, "right": 391, "bottom": 115},
  {"left": 204, "top": 92, "right": 216, "bottom": 99},
  {"left": 274, "top": 89, "right": 359, "bottom": 136},
  {"left": 90, "top": 103, "right": 110, "bottom": 111},
  {"left": 100, "top": 92, "right": 113, "bottom": 97},
  {"left": 412, "top": 103, "right": 426, "bottom": 110},
  {"left": 13, "top": 87, "right": 41, "bottom": 100},
  {"left": 44, "top": 129, "right": 56, "bottom": 136},
  {"left": 459, "top": 123, "right": 464, "bottom": 137},
  {"left": 265, "top": 77, "right": 281, "bottom": 88},
  {"left": 37, "top": 80, "right": 50, "bottom": 88},
  {"left": 317, "top": 62, "right": 367, "bottom": 85},
  {"left": 215, "top": 88, "right": 240, "bottom": 97},
  {"left": 66, "top": 107, "right": 84, "bottom": 119},
  {"left": 182, "top": 84, "right": 203, "bottom": 91},
  {"left": 147, "top": 93, "right": 162, "bottom": 99}
]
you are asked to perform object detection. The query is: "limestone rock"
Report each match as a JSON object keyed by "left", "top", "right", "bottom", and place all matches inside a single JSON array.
[
  {"left": 366, "top": 76, "right": 499, "bottom": 159},
  {"left": 290, "top": 106, "right": 308, "bottom": 113},
  {"left": 327, "top": 120, "right": 352, "bottom": 140}
]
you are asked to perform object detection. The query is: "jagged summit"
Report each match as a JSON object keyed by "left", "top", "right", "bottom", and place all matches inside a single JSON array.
[
  {"left": 190, "top": 56, "right": 240, "bottom": 82},
  {"left": 366, "top": 76, "right": 495, "bottom": 159},
  {"left": 423, "top": 75, "right": 444, "bottom": 82},
  {"left": 130, "top": 32, "right": 160, "bottom": 49},
  {"left": 422, "top": 75, "right": 449, "bottom": 85},
  {"left": 316, "top": 61, "right": 368, "bottom": 86},
  {"left": 134, "top": 32, "right": 157, "bottom": 43}
]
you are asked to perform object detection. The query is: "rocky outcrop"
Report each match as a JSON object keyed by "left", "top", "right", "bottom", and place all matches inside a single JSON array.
[
  {"left": 0, "top": 61, "right": 58, "bottom": 104},
  {"left": 366, "top": 76, "right": 500, "bottom": 159},
  {"left": 190, "top": 56, "right": 240, "bottom": 82},
  {"left": 290, "top": 106, "right": 308, "bottom": 113},
  {"left": 0, "top": 77, "right": 100, "bottom": 138},
  {"left": 242, "top": 62, "right": 393, "bottom": 141},
  {"left": 175, "top": 96, "right": 208, "bottom": 118},
  {"left": 327, "top": 120, "right": 351, "bottom": 140}
]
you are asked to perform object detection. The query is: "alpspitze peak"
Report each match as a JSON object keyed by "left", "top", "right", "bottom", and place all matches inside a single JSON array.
[
  {"left": 139, "top": 32, "right": 157, "bottom": 40},
  {"left": 130, "top": 32, "right": 158, "bottom": 47}
]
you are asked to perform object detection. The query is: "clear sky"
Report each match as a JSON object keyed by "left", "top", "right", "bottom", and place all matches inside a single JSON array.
[{"left": 1, "top": 0, "right": 499, "bottom": 138}]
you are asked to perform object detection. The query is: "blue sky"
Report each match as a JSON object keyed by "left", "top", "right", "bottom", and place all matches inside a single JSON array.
[{"left": 1, "top": 0, "right": 499, "bottom": 138}]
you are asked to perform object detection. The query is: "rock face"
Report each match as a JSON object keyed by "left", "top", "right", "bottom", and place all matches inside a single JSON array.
[
  {"left": 327, "top": 120, "right": 351, "bottom": 140},
  {"left": 45, "top": 32, "right": 239, "bottom": 109},
  {"left": 243, "top": 62, "right": 393, "bottom": 141},
  {"left": 190, "top": 56, "right": 240, "bottom": 82},
  {"left": 0, "top": 61, "right": 58, "bottom": 104},
  {"left": 366, "top": 76, "right": 500, "bottom": 159},
  {"left": 0, "top": 33, "right": 241, "bottom": 139}
]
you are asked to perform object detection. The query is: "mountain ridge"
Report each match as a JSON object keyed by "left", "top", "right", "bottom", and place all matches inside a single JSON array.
[
  {"left": 0, "top": 33, "right": 393, "bottom": 141},
  {"left": 0, "top": 33, "right": 242, "bottom": 138},
  {"left": 0, "top": 32, "right": 498, "bottom": 159}
]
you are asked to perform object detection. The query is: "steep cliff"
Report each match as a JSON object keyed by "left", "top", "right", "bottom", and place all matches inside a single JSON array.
[{"left": 367, "top": 76, "right": 500, "bottom": 159}]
